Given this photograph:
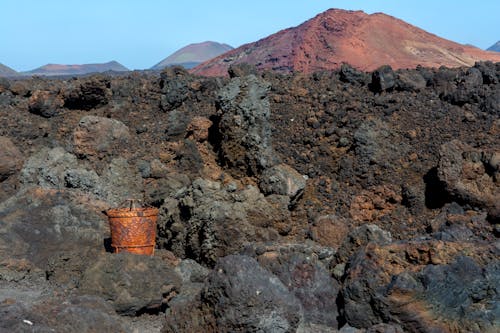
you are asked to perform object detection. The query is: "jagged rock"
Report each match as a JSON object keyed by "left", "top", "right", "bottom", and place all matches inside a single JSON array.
[
  {"left": 228, "top": 63, "right": 258, "bottom": 78},
  {"left": 0, "top": 136, "right": 23, "bottom": 181},
  {"left": 395, "top": 70, "right": 427, "bottom": 91},
  {"left": 0, "top": 187, "right": 108, "bottom": 268},
  {"left": 334, "top": 224, "right": 392, "bottom": 264},
  {"left": 63, "top": 76, "right": 111, "bottom": 110},
  {"left": 339, "top": 63, "right": 368, "bottom": 85},
  {"left": 160, "top": 66, "right": 191, "bottom": 112},
  {"left": 349, "top": 185, "right": 402, "bottom": 222},
  {"left": 217, "top": 74, "right": 280, "bottom": 177},
  {"left": 341, "top": 240, "right": 500, "bottom": 332},
  {"left": 28, "top": 89, "right": 64, "bottom": 117},
  {"left": 202, "top": 255, "right": 302, "bottom": 333},
  {"left": 437, "top": 140, "right": 499, "bottom": 221},
  {"left": 259, "top": 163, "right": 306, "bottom": 202},
  {"left": 78, "top": 253, "right": 181, "bottom": 315},
  {"left": 20, "top": 147, "right": 143, "bottom": 205},
  {"left": 73, "top": 115, "right": 131, "bottom": 159},
  {"left": 185, "top": 116, "right": 212, "bottom": 142},
  {"left": 248, "top": 244, "right": 341, "bottom": 329},
  {"left": 159, "top": 178, "right": 288, "bottom": 264},
  {"left": 370, "top": 65, "right": 396, "bottom": 92}
]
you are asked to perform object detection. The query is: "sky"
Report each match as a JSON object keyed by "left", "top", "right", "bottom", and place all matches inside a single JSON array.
[{"left": 1, "top": 0, "right": 499, "bottom": 71}]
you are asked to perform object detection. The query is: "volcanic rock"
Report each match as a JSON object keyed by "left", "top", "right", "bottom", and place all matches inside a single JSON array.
[
  {"left": 202, "top": 255, "right": 302, "bottom": 332},
  {"left": 73, "top": 115, "right": 131, "bottom": 159},
  {"left": 217, "top": 74, "right": 279, "bottom": 176},
  {"left": 79, "top": 253, "right": 181, "bottom": 315},
  {"left": 28, "top": 89, "right": 64, "bottom": 118},
  {"left": 0, "top": 136, "right": 23, "bottom": 181},
  {"left": 342, "top": 240, "right": 500, "bottom": 332},
  {"left": 437, "top": 140, "right": 500, "bottom": 221},
  {"left": 259, "top": 163, "right": 306, "bottom": 202},
  {"left": 63, "top": 76, "right": 111, "bottom": 110}
]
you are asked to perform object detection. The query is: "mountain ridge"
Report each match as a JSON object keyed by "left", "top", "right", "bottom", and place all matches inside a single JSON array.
[
  {"left": 192, "top": 9, "right": 500, "bottom": 76},
  {"left": 25, "top": 61, "right": 129, "bottom": 76},
  {"left": 0, "top": 63, "right": 18, "bottom": 77},
  {"left": 152, "top": 41, "right": 233, "bottom": 70}
]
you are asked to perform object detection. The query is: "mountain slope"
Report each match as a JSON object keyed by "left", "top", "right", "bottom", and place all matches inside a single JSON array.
[
  {"left": 192, "top": 9, "right": 500, "bottom": 76},
  {"left": 25, "top": 61, "right": 129, "bottom": 76},
  {"left": 0, "top": 63, "right": 18, "bottom": 77},
  {"left": 487, "top": 41, "right": 500, "bottom": 52},
  {"left": 152, "top": 41, "right": 233, "bottom": 70}
]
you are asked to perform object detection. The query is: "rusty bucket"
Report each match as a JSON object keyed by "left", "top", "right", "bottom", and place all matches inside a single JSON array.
[{"left": 106, "top": 200, "right": 158, "bottom": 255}]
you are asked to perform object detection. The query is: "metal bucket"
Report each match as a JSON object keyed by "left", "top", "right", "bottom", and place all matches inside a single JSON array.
[{"left": 106, "top": 200, "right": 158, "bottom": 255}]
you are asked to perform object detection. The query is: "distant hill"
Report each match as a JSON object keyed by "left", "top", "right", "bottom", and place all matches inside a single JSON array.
[
  {"left": 192, "top": 9, "right": 500, "bottom": 76},
  {"left": 152, "top": 41, "right": 233, "bottom": 70},
  {"left": 25, "top": 61, "right": 129, "bottom": 76},
  {"left": 0, "top": 63, "right": 18, "bottom": 77},
  {"left": 487, "top": 41, "right": 500, "bottom": 52}
]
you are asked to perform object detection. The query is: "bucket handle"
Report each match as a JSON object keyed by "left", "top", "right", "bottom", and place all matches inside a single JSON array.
[{"left": 116, "top": 199, "right": 155, "bottom": 211}]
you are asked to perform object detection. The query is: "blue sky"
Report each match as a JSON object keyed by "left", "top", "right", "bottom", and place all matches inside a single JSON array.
[{"left": 1, "top": 0, "right": 499, "bottom": 71}]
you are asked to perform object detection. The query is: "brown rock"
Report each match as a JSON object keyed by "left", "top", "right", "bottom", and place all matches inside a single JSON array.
[
  {"left": 309, "top": 215, "right": 350, "bottom": 248},
  {"left": 0, "top": 136, "right": 23, "bottom": 181},
  {"left": 350, "top": 185, "right": 402, "bottom": 221},
  {"left": 73, "top": 115, "right": 131, "bottom": 159},
  {"left": 185, "top": 116, "right": 212, "bottom": 142}
]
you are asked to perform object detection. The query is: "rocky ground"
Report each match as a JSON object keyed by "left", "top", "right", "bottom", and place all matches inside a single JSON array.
[{"left": 0, "top": 62, "right": 499, "bottom": 332}]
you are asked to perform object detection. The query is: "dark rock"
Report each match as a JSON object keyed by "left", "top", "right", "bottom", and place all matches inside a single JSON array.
[
  {"left": 160, "top": 178, "right": 285, "bottom": 264},
  {"left": 28, "top": 89, "right": 64, "bottom": 117},
  {"left": 0, "top": 136, "right": 23, "bottom": 181},
  {"left": 202, "top": 255, "right": 302, "bottom": 332},
  {"left": 160, "top": 66, "right": 191, "bottom": 111},
  {"left": 474, "top": 61, "right": 499, "bottom": 84},
  {"left": 341, "top": 240, "right": 499, "bottom": 332},
  {"left": 78, "top": 253, "right": 181, "bottom": 315},
  {"left": 251, "top": 244, "right": 341, "bottom": 329},
  {"left": 0, "top": 295, "right": 131, "bottom": 333},
  {"left": 339, "top": 63, "right": 368, "bottom": 85},
  {"left": 73, "top": 115, "right": 131, "bottom": 159},
  {"left": 437, "top": 140, "right": 499, "bottom": 221},
  {"left": 481, "top": 90, "right": 500, "bottom": 115},
  {"left": 259, "top": 163, "right": 306, "bottom": 202},
  {"left": 395, "top": 70, "right": 427, "bottom": 92},
  {"left": 335, "top": 224, "right": 392, "bottom": 264},
  {"left": 217, "top": 74, "right": 280, "bottom": 176},
  {"left": 370, "top": 65, "right": 396, "bottom": 92},
  {"left": 63, "top": 76, "right": 111, "bottom": 110},
  {"left": 228, "top": 63, "right": 258, "bottom": 78},
  {"left": 0, "top": 187, "right": 108, "bottom": 269}
]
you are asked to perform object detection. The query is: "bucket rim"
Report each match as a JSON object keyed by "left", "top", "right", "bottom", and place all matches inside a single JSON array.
[{"left": 106, "top": 206, "right": 159, "bottom": 217}]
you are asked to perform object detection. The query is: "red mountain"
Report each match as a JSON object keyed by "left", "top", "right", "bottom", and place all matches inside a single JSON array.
[{"left": 192, "top": 9, "right": 500, "bottom": 76}]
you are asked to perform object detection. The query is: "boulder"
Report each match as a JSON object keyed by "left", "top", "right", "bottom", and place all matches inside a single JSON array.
[
  {"left": 73, "top": 115, "right": 131, "bottom": 159},
  {"left": 28, "top": 89, "right": 64, "bottom": 117},
  {"left": 63, "top": 76, "right": 111, "bottom": 110},
  {"left": 78, "top": 253, "right": 181, "bottom": 315},
  {"left": 370, "top": 65, "right": 395, "bottom": 92},
  {"left": 341, "top": 240, "right": 500, "bottom": 332},
  {"left": 437, "top": 140, "right": 499, "bottom": 221},
  {"left": 217, "top": 74, "right": 280, "bottom": 176},
  {"left": 0, "top": 187, "right": 108, "bottom": 269},
  {"left": 309, "top": 214, "right": 351, "bottom": 249},
  {"left": 202, "top": 255, "right": 302, "bottom": 333},
  {"left": 159, "top": 178, "right": 288, "bottom": 264},
  {"left": 0, "top": 136, "right": 23, "bottom": 181},
  {"left": 259, "top": 163, "right": 306, "bottom": 202}
]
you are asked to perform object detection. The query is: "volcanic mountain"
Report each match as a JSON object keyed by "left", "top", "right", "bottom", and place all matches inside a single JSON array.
[
  {"left": 25, "top": 61, "right": 129, "bottom": 76},
  {"left": 152, "top": 41, "right": 233, "bottom": 70},
  {"left": 192, "top": 9, "right": 500, "bottom": 76},
  {"left": 0, "top": 63, "right": 18, "bottom": 77},
  {"left": 487, "top": 41, "right": 500, "bottom": 52}
]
